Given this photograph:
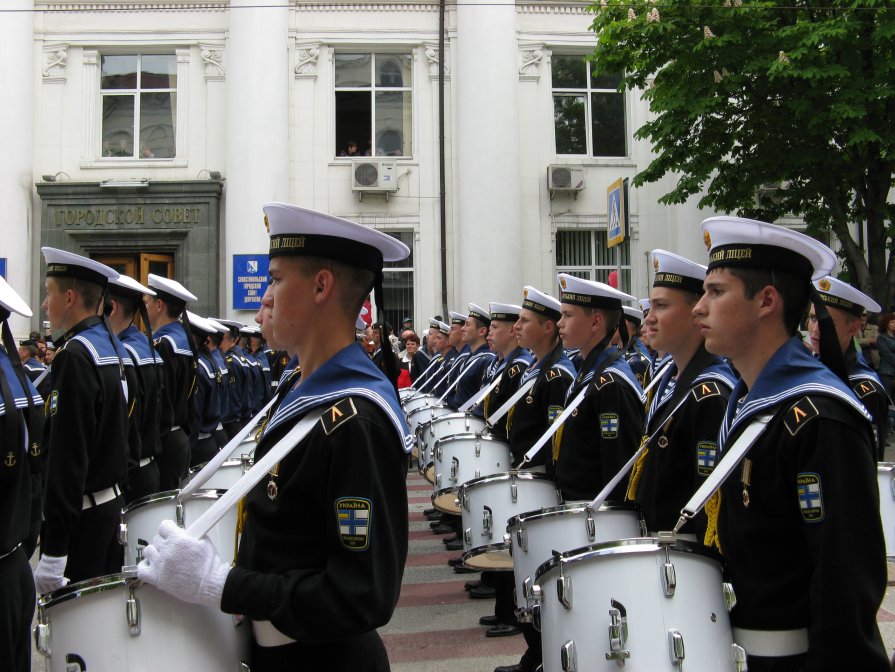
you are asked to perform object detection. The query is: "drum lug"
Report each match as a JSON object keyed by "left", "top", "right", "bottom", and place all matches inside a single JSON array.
[
  {"left": 523, "top": 576, "right": 534, "bottom": 601},
  {"left": 662, "top": 560, "right": 677, "bottom": 597},
  {"left": 561, "top": 640, "right": 578, "bottom": 672},
  {"left": 511, "top": 482, "right": 518, "bottom": 503},
  {"left": 118, "top": 521, "right": 128, "bottom": 545},
  {"left": 474, "top": 468, "right": 481, "bottom": 479},
  {"left": 464, "top": 528, "right": 472, "bottom": 547},
  {"left": 556, "top": 573, "right": 573, "bottom": 610},
  {"left": 475, "top": 438, "right": 481, "bottom": 458},
  {"left": 516, "top": 527, "right": 528, "bottom": 553},
  {"left": 722, "top": 582, "right": 737, "bottom": 612},
  {"left": 555, "top": 488, "right": 563, "bottom": 505},
  {"left": 241, "top": 454, "right": 251, "bottom": 473},
  {"left": 435, "top": 472, "right": 442, "bottom": 488},
  {"left": 668, "top": 628, "right": 685, "bottom": 665},
  {"left": 435, "top": 445, "right": 442, "bottom": 461},
  {"left": 482, "top": 505, "right": 493, "bottom": 539},
  {"left": 731, "top": 643, "right": 748, "bottom": 672},
  {"left": 176, "top": 502, "right": 185, "bottom": 528},
  {"left": 606, "top": 600, "right": 630, "bottom": 663},
  {"left": 34, "top": 607, "right": 51, "bottom": 657},
  {"left": 126, "top": 585, "right": 141, "bottom": 636},
  {"left": 531, "top": 600, "right": 542, "bottom": 632},
  {"left": 450, "top": 456, "right": 459, "bottom": 482},
  {"left": 461, "top": 490, "right": 469, "bottom": 511},
  {"left": 584, "top": 508, "right": 596, "bottom": 541}
]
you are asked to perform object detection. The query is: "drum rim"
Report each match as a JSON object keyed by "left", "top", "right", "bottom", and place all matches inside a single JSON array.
[
  {"left": 188, "top": 458, "right": 248, "bottom": 476},
  {"left": 122, "top": 488, "right": 229, "bottom": 516},
  {"left": 461, "top": 542, "right": 514, "bottom": 569},
  {"left": 532, "top": 536, "right": 722, "bottom": 583},
  {"left": 426, "top": 413, "right": 488, "bottom": 429},
  {"left": 458, "top": 470, "right": 556, "bottom": 492},
  {"left": 38, "top": 569, "right": 139, "bottom": 610},
  {"left": 432, "top": 432, "right": 509, "bottom": 450},
  {"left": 506, "top": 500, "right": 642, "bottom": 529},
  {"left": 407, "top": 403, "right": 450, "bottom": 420}
]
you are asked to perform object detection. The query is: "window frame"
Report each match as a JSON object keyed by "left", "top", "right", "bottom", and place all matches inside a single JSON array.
[
  {"left": 551, "top": 53, "right": 628, "bottom": 160},
  {"left": 333, "top": 51, "right": 414, "bottom": 160},
  {"left": 555, "top": 229, "right": 632, "bottom": 290}
]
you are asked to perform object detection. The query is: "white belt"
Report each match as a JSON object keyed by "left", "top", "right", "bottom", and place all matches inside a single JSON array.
[
  {"left": 169, "top": 425, "right": 182, "bottom": 433},
  {"left": 138, "top": 457, "right": 154, "bottom": 468},
  {"left": 0, "top": 543, "right": 22, "bottom": 561},
  {"left": 82, "top": 484, "right": 122, "bottom": 510},
  {"left": 198, "top": 432, "right": 213, "bottom": 440},
  {"left": 733, "top": 627, "right": 809, "bottom": 657},
  {"left": 216, "top": 423, "right": 224, "bottom": 430},
  {"left": 252, "top": 620, "right": 297, "bottom": 647}
]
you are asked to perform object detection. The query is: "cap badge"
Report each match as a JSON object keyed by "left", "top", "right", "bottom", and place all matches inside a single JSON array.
[
  {"left": 653, "top": 256, "right": 660, "bottom": 272},
  {"left": 523, "top": 288, "right": 529, "bottom": 298},
  {"left": 559, "top": 277, "right": 567, "bottom": 289},
  {"left": 818, "top": 278, "right": 831, "bottom": 291},
  {"left": 703, "top": 230, "right": 712, "bottom": 251},
  {"left": 264, "top": 213, "right": 270, "bottom": 234}
]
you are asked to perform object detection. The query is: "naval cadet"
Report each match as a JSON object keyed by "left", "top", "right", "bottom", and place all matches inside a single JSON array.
[
  {"left": 619, "top": 305, "right": 651, "bottom": 387},
  {"left": 35, "top": 248, "right": 130, "bottom": 590},
  {"left": 625, "top": 250, "right": 736, "bottom": 539},
  {"left": 445, "top": 303, "right": 497, "bottom": 410},
  {"left": 216, "top": 319, "right": 252, "bottom": 439},
  {"left": 0, "top": 278, "right": 44, "bottom": 672},
  {"left": 693, "top": 216, "right": 888, "bottom": 671},
  {"left": 807, "top": 275, "right": 889, "bottom": 461},
  {"left": 107, "top": 274, "right": 165, "bottom": 502},
  {"left": 187, "top": 312, "right": 224, "bottom": 467},
  {"left": 412, "top": 319, "right": 450, "bottom": 392},
  {"left": 205, "top": 318, "right": 232, "bottom": 448},
  {"left": 17, "top": 340, "right": 46, "bottom": 383},
  {"left": 138, "top": 203, "right": 411, "bottom": 671},
  {"left": 145, "top": 275, "right": 199, "bottom": 490}
]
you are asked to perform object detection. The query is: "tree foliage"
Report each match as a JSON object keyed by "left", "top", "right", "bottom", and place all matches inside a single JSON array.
[{"left": 588, "top": 0, "right": 895, "bottom": 308}]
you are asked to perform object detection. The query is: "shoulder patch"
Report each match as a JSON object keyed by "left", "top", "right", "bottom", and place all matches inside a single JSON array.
[
  {"left": 321, "top": 398, "right": 359, "bottom": 435},
  {"left": 783, "top": 396, "right": 820, "bottom": 436},
  {"left": 594, "top": 372, "right": 616, "bottom": 390},
  {"left": 696, "top": 441, "right": 717, "bottom": 476},
  {"left": 599, "top": 413, "right": 619, "bottom": 439},
  {"left": 691, "top": 381, "right": 721, "bottom": 401},
  {"left": 48, "top": 390, "right": 59, "bottom": 417},
  {"left": 796, "top": 472, "right": 824, "bottom": 522},
  {"left": 547, "top": 368, "right": 561, "bottom": 380},
  {"left": 335, "top": 496, "right": 372, "bottom": 550},
  {"left": 508, "top": 364, "right": 521, "bottom": 379},
  {"left": 852, "top": 380, "right": 878, "bottom": 400}
]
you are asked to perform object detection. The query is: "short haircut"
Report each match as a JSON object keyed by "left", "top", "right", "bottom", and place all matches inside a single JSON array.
[
  {"left": 729, "top": 267, "right": 809, "bottom": 335},
  {"left": 293, "top": 256, "right": 375, "bottom": 320},
  {"left": 109, "top": 290, "right": 141, "bottom": 320},
  {"left": 52, "top": 276, "right": 103, "bottom": 311}
]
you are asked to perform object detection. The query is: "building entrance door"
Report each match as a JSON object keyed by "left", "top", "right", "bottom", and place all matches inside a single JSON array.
[{"left": 93, "top": 252, "right": 174, "bottom": 331}]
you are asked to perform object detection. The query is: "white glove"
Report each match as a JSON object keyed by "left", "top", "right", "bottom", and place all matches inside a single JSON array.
[
  {"left": 137, "top": 519, "right": 230, "bottom": 609},
  {"left": 34, "top": 555, "right": 69, "bottom": 595}
]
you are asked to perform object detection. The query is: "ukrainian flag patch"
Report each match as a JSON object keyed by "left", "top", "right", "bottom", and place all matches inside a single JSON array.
[{"left": 335, "top": 497, "right": 372, "bottom": 550}]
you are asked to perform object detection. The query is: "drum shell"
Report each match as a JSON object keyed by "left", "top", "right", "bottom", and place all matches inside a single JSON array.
[
  {"left": 507, "top": 502, "right": 644, "bottom": 620},
  {"left": 120, "top": 489, "right": 239, "bottom": 567},
  {"left": 36, "top": 573, "right": 249, "bottom": 672},
  {"left": 184, "top": 457, "right": 251, "bottom": 491},
  {"left": 407, "top": 403, "right": 453, "bottom": 437},
  {"left": 402, "top": 393, "right": 435, "bottom": 419},
  {"left": 419, "top": 413, "right": 487, "bottom": 460},
  {"left": 878, "top": 463, "right": 895, "bottom": 560},
  {"left": 431, "top": 434, "right": 512, "bottom": 514},
  {"left": 533, "top": 538, "right": 735, "bottom": 672},
  {"left": 459, "top": 471, "right": 562, "bottom": 570}
]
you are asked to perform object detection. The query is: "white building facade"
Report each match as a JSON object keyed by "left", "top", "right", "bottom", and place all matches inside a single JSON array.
[{"left": 6, "top": 0, "right": 720, "bottom": 337}]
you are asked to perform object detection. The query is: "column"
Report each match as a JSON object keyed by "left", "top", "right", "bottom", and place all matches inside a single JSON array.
[
  {"left": 224, "top": 0, "right": 289, "bottom": 316},
  {"left": 455, "top": 0, "right": 522, "bottom": 305}
]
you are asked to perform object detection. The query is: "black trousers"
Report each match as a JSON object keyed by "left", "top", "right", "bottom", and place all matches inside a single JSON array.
[
  {"left": 214, "top": 428, "right": 230, "bottom": 449},
  {"left": 60, "top": 496, "right": 124, "bottom": 584},
  {"left": 493, "top": 571, "right": 516, "bottom": 624},
  {"left": 223, "top": 420, "right": 244, "bottom": 441},
  {"left": 157, "top": 428, "right": 190, "bottom": 491},
  {"left": 250, "top": 630, "right": 390, "bottom": 672},
  {"left": 126, "top": 459, "right": 160, "bottom": 503},
  {"left": 0, "top": 547, "right": 35, "bottom": 672},
  {"left": 190, "top": 435, "right": 220, "bottom": 468}
]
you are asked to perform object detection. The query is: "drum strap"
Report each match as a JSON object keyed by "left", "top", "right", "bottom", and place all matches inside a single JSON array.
[
  {"left": 485, "top": 377, "right": 536, "bottom": 427},
  {"left": 178, "top": 394, "right": 279, "bottom": 499},
  {"left": 185, "top": 408, "right": 325, "bottom": 541},
  {"left": 672, "top": 413, "right": 774, "bottom": 535},
  {"left": 458, "top": 373, "right": 503, "bottom": 413}
]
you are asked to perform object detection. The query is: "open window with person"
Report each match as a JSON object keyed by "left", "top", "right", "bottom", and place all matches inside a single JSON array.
[{"left": 334, "top": 53, "right": 412, "bottom": 158}]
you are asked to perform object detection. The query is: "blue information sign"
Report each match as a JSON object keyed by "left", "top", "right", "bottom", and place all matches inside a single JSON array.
[
  {"left": 233, "top": 255, "right": 269, "bottom": 310},
  {"left": 0, "top": 258, "right": 6, "bottom": 279}
]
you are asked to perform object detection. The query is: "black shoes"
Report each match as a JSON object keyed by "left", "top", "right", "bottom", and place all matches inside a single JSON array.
[
  {"left": 447, "top": 557, "right": 464, "bottom": 567},
  {"left": 431, "top": 523, "right": 454, "bottom": 535},
  {"left": 493, "top": 665, "right": 522, "bottom": 672},
  {"left": 453, "top": 565, "right": 477, "bottom": 574},
  {"left": 478, "top": 614, "right": 499, "bottom": 626},
  {"left": 444, "top": 537, "right": 463, "bottom": 551},
  {"left": 468, "top": 584, "right": 496, "bottom": 599},
  {"left": 485, "top": 623, "right": 521, "bottom": 638}
]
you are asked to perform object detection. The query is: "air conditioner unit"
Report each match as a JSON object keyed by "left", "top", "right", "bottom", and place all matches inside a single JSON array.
[
  {"left": 547, "top": 165, "right": 585, "bottom": 200},
  {"left": 352, "top": 159, "right": 398, "bottom": 201}
]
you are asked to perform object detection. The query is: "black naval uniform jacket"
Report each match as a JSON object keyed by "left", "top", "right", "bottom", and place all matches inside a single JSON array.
[
  {"left": 42, "top": 317, "right": 130, "bottom": 580},
  {"left": 717, "top": 339, "right": 888, "bottom": 671},
  {"left": 154, "top": 322, "right": 197, "bottom": 435},
  {"left": 478, "top": 347, "right": 532, "bottom": 441},
  {"left": 507, "top": 342, "right": 574, "bottom": 468},
  {"left": 632, "top": 350, "right": 735, "bottom": 536},
  {"left": 552, "top": 346, "right": 644, "bottom": 502},
  {"left": 221, "top": 345, "right": 408, "bottom": 670},
  {"left": 847, "top": 351, "right": 888, "bottom": 461}
]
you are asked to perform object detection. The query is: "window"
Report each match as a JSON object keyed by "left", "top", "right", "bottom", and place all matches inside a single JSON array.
[
  {"left": 101, "top": 54, "right": 177, "bottom": 159},
  {"left": 552, "top": 55, "right": 626, "bottom": 158},
  {"left": 381, "top": 231, "right": 414, "bottom": 331},
  {"left": 556, "top": 230, "right": 632, "bottom": 290},
  {"left": 335, "top": 53, "right": 412, "bottom": 158}
]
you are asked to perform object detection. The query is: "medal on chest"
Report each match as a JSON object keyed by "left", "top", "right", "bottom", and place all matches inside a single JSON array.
[
  {"left": 267, "top": 463, "right": 280, "bottom": 501},
  {"left": 741, "top": 458, "right": 753, "bottom": 508}
]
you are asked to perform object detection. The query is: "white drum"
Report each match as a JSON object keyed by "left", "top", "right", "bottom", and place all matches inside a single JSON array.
[
  {"left": 431, "top": 433, "right": 512, "bottom": 514},
  {"left": 228, "top": 436, "right": 256, "bottom": 460},
  {"left": 34, "top": 570, "right": 250, "bottom": 672},
  {"left": 399, "top": 387, "right": 417, "bottom": 401},
  {"left": 185, "top": 455, "right": 252, "bottom": 491},
  {"left": 403, "top": 393, "right": 437, "bottom": 422},
  {"left": 119, "top": 489, "right": 239, "bottom": 567},
  {"left": 418, "top": 413, "right": 487, "bottom": 461},
  {"left": 459, "top": 471, "right": 562, "bottom": 571},
  {"left": 407, "top": 403, "right": 454, "bottom": 438},
  {"left": 878, "top": 463, "right": 895, "bottom": 559},
  {"left": 507, "top": 502, "right": 645, "bottom": 621},
  {"left": 532, "top": 538, "right": 737, "bottom": 672}
]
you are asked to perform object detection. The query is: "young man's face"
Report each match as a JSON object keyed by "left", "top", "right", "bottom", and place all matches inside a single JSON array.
[
  {"left": 693, "top": 268, "right": 761, "bottom": 361},
  {"left": 487, "top": 319, "right": 515, "bottom": 355},
  {"left": 42, "top": 278, "right": 68, "bottom": 331},
  {"left": 807, "top": 305, "right": 857, "bottom": 355},
  {"left": 448, "top": 324, "right": 462, "bottom": 348},
  {"left": 515, "top": 309, "right": 551, "bottom": 352},
  {"left": 557, "top": 304, "right": 596, "bottom": 351},
  {"left": 429, "top": 332, "right": 447, "bottom": 353},
  {"left": 262, "top": 256, "right": 319, "bottom": 353},
  {"left": 461, "top": 316, "right": 482, "bottom": 345},
  {"left": 646, "top": 287, "right": 699, "bottom": 356}
]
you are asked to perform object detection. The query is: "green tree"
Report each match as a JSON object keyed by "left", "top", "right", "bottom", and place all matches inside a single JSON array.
[{"left": 588, "top": 0, "right": 895, "bottom": 308}]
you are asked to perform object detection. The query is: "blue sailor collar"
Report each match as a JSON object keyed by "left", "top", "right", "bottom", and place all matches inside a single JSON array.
[
  {"left": 154, "top": 320, "right": 193, "bottom": 357},
  {"left": 521, "top": 346, "right": 576, "bottom": 385},
  {"left": 648, "top": 356, "right": 736, "bottom": 421},
  {"left": 119, "top": 325, "right": 164, "bottom": 366},
  {"left": 0, "top": 349, "right": 42, "bottom": 416},
  {"left": 24, "top": 357, "right": 46, "bottom": 372},
  {"left": 719, "top": 337, "right": 870, "bottom": 451},
  {"left": 69, "top": 321, "right": 132, "bottom": 368},
  {"left": 568, "top": 345, "right": 644, "bottom": 403},
  {"left": 198, "top": 352, "right": 217, "bottom": 380},
  {"left": 265, "top": 342, "right": 411, "bottom": 452},
  {"left": 850, "top": 352, "right": 881, "bottom": 385},
  {"left": 278, "top": 355, "right": 300, "bottom": 386},
  {"left": 211, "top": 349, "right": 229, "bottom": 374}
]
